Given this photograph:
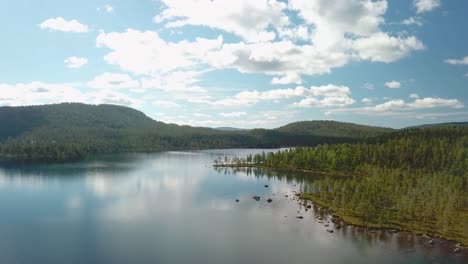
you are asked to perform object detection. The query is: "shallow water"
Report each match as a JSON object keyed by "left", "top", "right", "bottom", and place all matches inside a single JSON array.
[{"left": 0, "top": 149, "right": 465, "bottom": 264}]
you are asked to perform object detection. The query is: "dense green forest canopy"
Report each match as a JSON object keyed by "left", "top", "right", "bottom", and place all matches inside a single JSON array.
[
  {"left": 0, "top": 103, "right": 393, "bottom": 162},
  {"left": 231, "top": 126, "right": 468, "bottom": 244},
  {"left": 276, "top": 120, "right": 394, "bottom": 138}
]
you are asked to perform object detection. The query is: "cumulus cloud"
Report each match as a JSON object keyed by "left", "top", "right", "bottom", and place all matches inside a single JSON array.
[
  {"left": 326, "top": 97, "right": 464, "bottom": 117},
  {"left": 211, "top": 84, "right": 355, "bottom": 108},
  {"left": 0, "top": 81, "right": 142, "bottom": 108},
  {"left": 401, "top": 17, "right": 423, "bottom": 26},
  {"left": 155, "top": 0, "right": 289, "bottom": 43},
  {"left": 39, "top": 17, "right": 88, "bottom": 32},
  {"left": 97, "top": 29, "right": 223, "bottom": 75},
  {"left": 414, "top": 0, "right": 441, "bottom": 14},
  {"left": 361, "top": 98, "right": 372, "bottom": 104},
  {"left": 87, "top": 73, "right": 140, "bottom": 89},
  {"left": 97, "top": 1, "right": 425, "bottom": 85},
  {"left": 271, "top": 73, "right": 302, "bottom": 85},
  {"left": 385, "top": 81, "right": 401, "bottom": 89},
  {"left": 352, "top": 33, "right": 424, "bottom": 63},
  {"left": 409, "top": 93, "right": 419, "bottom": 99},
  {"left": 445, "top": 56, "right": 468, "bottom": 65},
  {"left": 64, "top": 56, "right": 88, "bottom": 68}
]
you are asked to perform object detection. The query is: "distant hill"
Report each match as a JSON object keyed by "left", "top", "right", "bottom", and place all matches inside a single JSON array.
[
  {"left": 215, "top": 127, "right": 247, "bottom": 131},
  {"left": 405, "top": 122, "right": 468, "bottom": 129},
  {"left": 0, "top": 103, "right": 398, "bottom": 162},
  {"left": 276, "top": 120, "right": 394, "bottom": 138}
]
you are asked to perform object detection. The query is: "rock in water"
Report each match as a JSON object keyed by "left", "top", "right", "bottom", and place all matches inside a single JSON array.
[
  {"left": 296, "top": 216, "right": 304, "bottom": 219},
  {"left": 235, "top": 199, "right": 239, "bottom": 202},
  {"left": 264, "top": 185, "right": 269, "bottom": 188},
  {"left": 267, "top": 198, "right": 273, "bottom": 203},
  {"left": 326, "top": 229, "right": 334, "bottom": 233}
]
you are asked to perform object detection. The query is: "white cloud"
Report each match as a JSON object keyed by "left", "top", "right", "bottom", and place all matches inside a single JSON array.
[
  {"left": 211, "top": 84, "right": 355, "bottom": 108},
  {"left": 414, "top": 0, "right": 441, "bottom": 14},
  {"left": 64, "top": 56, "right": 88, "bottom": 68},
  {"left": 86, "top": 90, "right": 144, "bottom": 108},
  {"left": 352, "top": 33, "right": 424, "bottom": 63},
  {"left": 152, "top": 100, "right": 181, "bottom": 108},
  {"left": 409, "top": 93, "right": 419, "bottom": 99},
  {"left": 141, "top": 70, "right": 208, "bottom": 93},
  {"left": 385, "top": 80, "right": 401, "bottom": 89},
  {"left": 87, "top": 73, "right": 140, "bottom": 89},
  {"left": 326, "top": 97, "right": 463, "bottom": 116},
  {"left": 205, "top": 40, "right": 350, "bottom": 83},
  {"left": 289, "top": 0, "right": 387, "bottom": 41},
  {"left": 0, "top": 81, "right": 142, "bottom": 108},
  {"left": 155, "top": 0, "right": 289, "bottom": 43},
  {"left": 445, "top": 56, "right": 468, "bottom": 65},
  {"left": 219, "top": 112, "right": 247, "bottom": 118},
  {"left": 407, "top": 97, "right": 464, "bottom": 110},
  {"left": 401, "top": 17, "right": 423, "bottom": 26},
  {"left": 39, "top": 17, "right": 88, "bottom": 32},
  {"left": 361, "top": 98, "right": 372, "bottom": 104},
  {"left": 97, "top": 29, "right": 223, "bottom": 75},
  {"left": 0, "top": 82, "right": 85, "bottom": 106},
  {"left": 98, "top": 5, "right": 113, "bottom": 13},
  {"left": 271, "top": 73, "right": 302, "bottom": 85},
  {"left": 336, "top": 97, "right": 464, "bottom": 113},
  {"left": 96, "top": 1, "right": 424, "bottom": 85}
]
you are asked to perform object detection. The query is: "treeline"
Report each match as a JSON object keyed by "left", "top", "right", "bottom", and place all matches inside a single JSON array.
[
  {"left": 245, "top": 126, "right": 467, "bottom": 175},
  {"left": 235, "top": 127, "right": 468, "bottom": 243},
  {"left": 0, "top": 103, "right": 387, "bottom": 162}
]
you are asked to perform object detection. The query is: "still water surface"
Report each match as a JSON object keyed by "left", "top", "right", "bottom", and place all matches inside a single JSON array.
[{"left": 0, "top": 149, "right": 465, "bottom": 264}]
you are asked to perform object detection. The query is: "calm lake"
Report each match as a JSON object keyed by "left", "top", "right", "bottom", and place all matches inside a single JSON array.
[{"left": 0, "top": 149, "right": 465, "bottom": 264}]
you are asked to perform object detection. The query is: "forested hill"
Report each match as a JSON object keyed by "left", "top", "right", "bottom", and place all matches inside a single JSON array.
[
  {"left": 406, "top": 122, "right": 468, "bottom": 129},
  {"left": 275, "top": 120, "right": 394, "bottom": 138},
  {"left": 0, "top": 103, "right": 393, "bottom": 162}
]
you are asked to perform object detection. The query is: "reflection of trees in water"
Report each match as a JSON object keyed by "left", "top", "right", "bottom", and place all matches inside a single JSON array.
[
  {"left": 214, "top": 166, "right": 318, "bottom": 185},
  {"left": 214, "top": 166, "right": 350, "bottom": 193}
]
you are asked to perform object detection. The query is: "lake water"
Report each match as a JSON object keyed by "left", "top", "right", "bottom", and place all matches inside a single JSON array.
[{"left": 0, "top": 149, "right": 465, "bottom": 264}]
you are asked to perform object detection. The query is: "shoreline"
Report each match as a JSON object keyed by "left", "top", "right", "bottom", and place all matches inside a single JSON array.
[
  {"left": 297, "top": 193, "right": 468, "bottom": 247},
  {"left": 215, "top": 163, "right": 467, "bottom": 247}
]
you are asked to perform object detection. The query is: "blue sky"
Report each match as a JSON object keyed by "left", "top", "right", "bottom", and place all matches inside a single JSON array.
[{"left": 0, "top": 0, "right": 467, "bottom": 128}]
